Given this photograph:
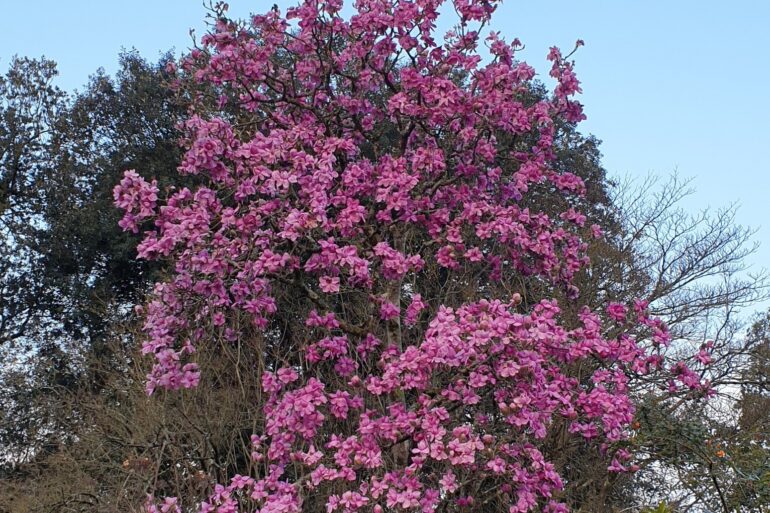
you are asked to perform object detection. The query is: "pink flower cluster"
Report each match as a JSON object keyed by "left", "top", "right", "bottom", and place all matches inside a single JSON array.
[{"left": 114, "top": 169, "right": 158, "bottom": 233}]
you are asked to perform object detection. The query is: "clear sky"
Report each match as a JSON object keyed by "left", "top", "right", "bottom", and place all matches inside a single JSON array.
[{"left": 2, "top": 0, "right": 769, "bottom": 311}]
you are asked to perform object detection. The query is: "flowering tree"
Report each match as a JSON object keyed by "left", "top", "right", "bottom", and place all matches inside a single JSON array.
[{"left": 115, "top": 1, "right": 711, "bottom": 511}]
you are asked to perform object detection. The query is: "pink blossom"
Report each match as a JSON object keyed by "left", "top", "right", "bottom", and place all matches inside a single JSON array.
[
  {"left": 379, "top": 300, "right": 400, "bottom": 321},
  {"left": 606, "top": 303, "right": 628, "bottom": 322},
  {"left": 320, "top": 276, "right": 341, "bottom": 293}
]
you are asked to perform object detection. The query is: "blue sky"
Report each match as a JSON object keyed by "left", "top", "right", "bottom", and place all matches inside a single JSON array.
[{"left": 2, "top": 0, "right": 769, "bottom": 311}]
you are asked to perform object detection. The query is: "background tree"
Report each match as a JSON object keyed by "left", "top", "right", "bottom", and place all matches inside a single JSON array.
[
  {"left": 605, "top": 176, "right": 768, "bottom": 512},
  {"left": 37, "top": 50, "right": 185, "bottom": 351},
  {"left": 0, "top": 51, "right": 185, "bottom": 481},
  {"left": 0, "top": 56, "right": 64, "bottom": 349}
]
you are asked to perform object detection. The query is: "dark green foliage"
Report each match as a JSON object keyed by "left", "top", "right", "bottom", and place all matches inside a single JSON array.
[
  {"left": 0, "top": 57, "right": 65, "bottom": 349},
  {"left": 37, "top": 51, "right": 185, "bottom": 346},
  {"left": 0, "top": 51, "right": 188, "bottom": 477}
]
